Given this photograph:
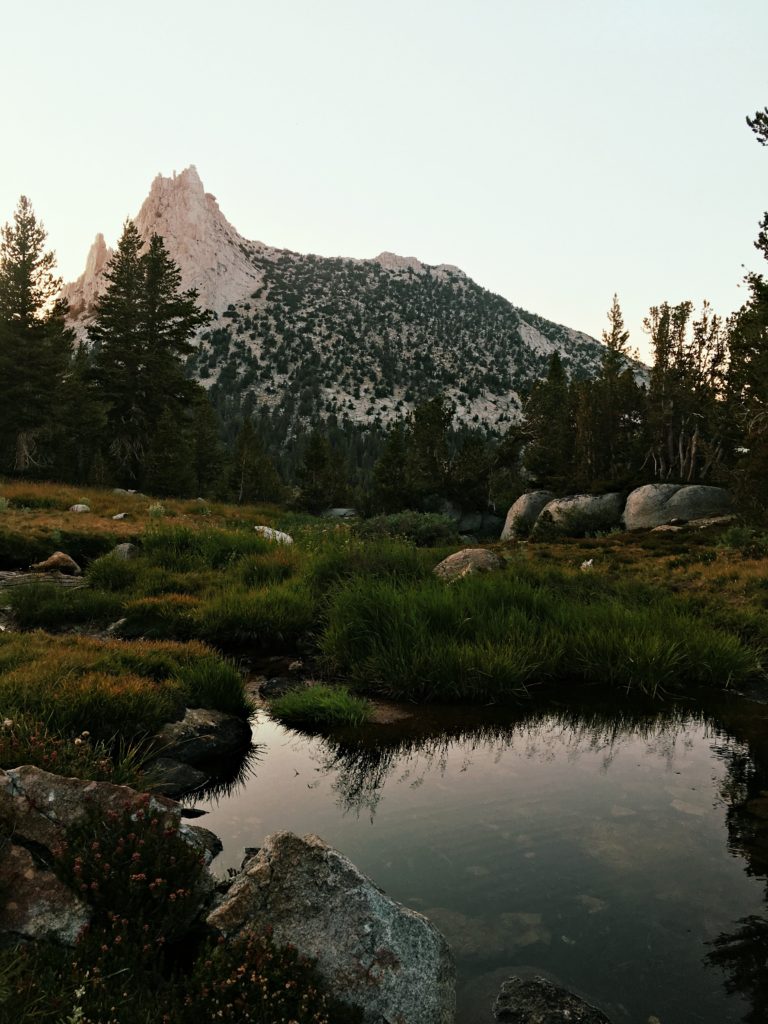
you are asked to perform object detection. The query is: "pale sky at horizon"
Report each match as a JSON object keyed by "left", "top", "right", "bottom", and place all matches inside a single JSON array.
[{"left": 2, "top": 0, "right": 766, "bottom": 362}]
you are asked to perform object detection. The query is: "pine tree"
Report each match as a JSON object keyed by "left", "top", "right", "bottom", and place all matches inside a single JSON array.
[
  {"left": 0, "top": 197, "right": 73, "bottom": 471},
  {"left": 726, "top": 107, "right": 768, "bottom": 507},
  {"left": 371, "top": 421, "right": 413, "bottom": 512},
  {"left": 296, "top": 429, "right": 346, "bottom": 512},
  {"left": 522, "top": 353, "right": 574, "bottom": 491},
  {"left": 143, "top": 409, "right": 197, "bottom": 498},
  {"left": 90, "top": 222, "right": 211, "bottom": 484},
  {"left": 192, "top": 396, "right": 225, "bottom": 497},
  {"left": 405, "top": 395, "right": 452, "bottom": 507},
  {"left": 229, "top": 418, "right": 284, "bottom": 504}
]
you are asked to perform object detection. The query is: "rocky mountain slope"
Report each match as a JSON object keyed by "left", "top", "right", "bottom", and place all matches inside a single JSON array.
[{"left": 64, "top": 166, "right": 612, "bottom": 431}]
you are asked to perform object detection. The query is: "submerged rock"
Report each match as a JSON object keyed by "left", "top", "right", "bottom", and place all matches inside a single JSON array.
[
  {"left": 433, "top": 548, "right": 504, "bottom": 582},
  {"left": 154, "top": 707, "right": 251, "bottom": 765},
  {"left": 207, "top": 831, "right": 455, "bottom": 1024},
  {"left": 493, "top": 975, "right": 612, "bottom": 1023},
  {"left": 145, "top": 756, "right": 209, "bottom": 798}
]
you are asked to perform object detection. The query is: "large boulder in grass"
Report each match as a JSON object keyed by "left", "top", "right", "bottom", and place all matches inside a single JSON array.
[
  {"left": 207, "top": 831, "right": 455, "bottom": 1024},
  {"left": 154, "top": 707, "right": 252, "bottom": 765},
  {"left": 493, "top": 976, "right": 612, "bottom": 1023},
  {"left": 254, "top": 525, "right": 293, "bottom": 545},
  {"left": 30, "top": 551, "right": 82, "bottom": 575},
  {"left": 623, "top": 483, "right": 733, "bottom": 531},
  {"left": 433, "top": 548, "right": 504, "bottom": 582},
  {"left": 531, "top": 493, "right": 624, "bottom": 538},
  {"left": 501, "top": 491, "right": 555, "bottom": 541}
]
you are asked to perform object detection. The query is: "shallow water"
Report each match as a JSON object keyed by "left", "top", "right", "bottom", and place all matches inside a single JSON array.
[{"left": 196, "top": 696, "right": 768, "bottom": 1023}]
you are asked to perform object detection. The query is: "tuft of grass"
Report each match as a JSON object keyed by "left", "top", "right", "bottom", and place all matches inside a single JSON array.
[
  {"left": 141, "top": 523, "right": 271, "bottom": 571},
  {"left": 270, "top": 684, "right": 373, "bottom": 728},
  {"left": 7, "top": 583, "right": 124, "bottom": 630},
  {"left": 0, "top": 633, "right": 249, "bottom": 739},
  {"left": 119, "top": 593, "right": 201, "bottom": 640},
  {"left": 319, "top": 568, "right": 763, "bottom": 701},
  {"left": 196, "top": 581, "right": 317, "bottom": 649},
  {"left": 304, "top": 538, "right": 431, "bottom": 598}
]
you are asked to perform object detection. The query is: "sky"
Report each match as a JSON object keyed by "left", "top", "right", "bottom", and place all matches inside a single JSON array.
[{"left": 1, "top": 0, "right": 766, "bottom": 362}]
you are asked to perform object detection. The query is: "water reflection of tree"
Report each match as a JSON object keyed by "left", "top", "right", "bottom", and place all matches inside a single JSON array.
[
  {"left": 305, "top": 695, "right": 701, "bottom": 819},
  {"left": 705, "top": 705, "right": 768, "bottom": 1023},
  {"left": 182, "top": 743, "right": 263, "bottom": 804}
]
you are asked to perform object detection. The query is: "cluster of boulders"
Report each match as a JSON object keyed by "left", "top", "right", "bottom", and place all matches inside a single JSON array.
[{"left": 502, "top": 483, "right": 735, "bottom": 540}]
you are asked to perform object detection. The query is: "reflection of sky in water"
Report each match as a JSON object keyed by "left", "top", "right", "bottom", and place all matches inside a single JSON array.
[{"left": 198, "top": 705, "right": 765, "bottom": 1024}]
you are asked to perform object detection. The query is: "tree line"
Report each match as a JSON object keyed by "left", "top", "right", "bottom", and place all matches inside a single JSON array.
[{"left": 1, "top": 106, "right": 766, "bottom": 516}]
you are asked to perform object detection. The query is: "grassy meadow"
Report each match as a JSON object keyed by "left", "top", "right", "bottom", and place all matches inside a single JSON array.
[{"left": 0, "top": 479, "right": 767, "bottom": 747}]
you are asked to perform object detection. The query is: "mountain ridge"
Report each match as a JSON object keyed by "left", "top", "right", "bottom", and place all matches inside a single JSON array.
[{"left": 63, "top": 166, "right": 612, "bottom": 431}]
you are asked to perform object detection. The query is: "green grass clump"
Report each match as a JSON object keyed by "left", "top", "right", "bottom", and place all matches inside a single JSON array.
[
  {"left": 141, "top": 523, "right": 271, "bottom": 571},
  {"left": 304, "top": 538, "right": 431, "bottom": 597},
  {"left": 0, "top": 633, "right": 249, "bottom": 739},
  {"left": 196, "top": 581, "right": 317, "bottom": 649},
  {"left": 119, "top": 593, "right": 201, "bottom": 640},
  {"left": 7, "top": 582, "right": 125, "bottom": 629},
  {"left": 238, "top": 544, "right": 299, "bottom": 586},
  {"left": 86, "top": 551, "right": 142, "bottom": 590},
  {"left": 320, "top": 568, "right": 762, "bottom": 701},
  {"left": 270, "top": 685, "right": 373, "bottom": 728}
]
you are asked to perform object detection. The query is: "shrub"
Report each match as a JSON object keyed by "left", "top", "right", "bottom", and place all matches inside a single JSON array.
[
  {"left": 354, "top": 511, "right": 460, "bottom": 547},
  {"left": 270, "top": 685, "right": 373, "bottom": 728}
]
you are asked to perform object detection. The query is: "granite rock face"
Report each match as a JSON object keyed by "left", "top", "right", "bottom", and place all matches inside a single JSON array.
[
  {"left": 0, "top": 842, "right": 89, "bottom": 945},
  {"left": 622, "top": 483, "right": 733, "bottom": 531},
  {"left": 501, "top": 491, "right": 556, "bottom": 540},
  {"left": 532, "top": 493, "right": 624, "bottom": 537},
  {"left": 433, "top": 548, "right": 504, "bottom": 582},
  {"left": 207, "top": 831, "right": 456, "bottom": 1024}
]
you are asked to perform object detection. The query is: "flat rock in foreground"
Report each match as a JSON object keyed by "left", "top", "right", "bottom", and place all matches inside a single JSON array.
[{"left": 207, "top": 830, "right": 456, "bottom": 1024}]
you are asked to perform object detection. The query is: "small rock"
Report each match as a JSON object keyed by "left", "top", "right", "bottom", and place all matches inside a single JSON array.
[
  {"left": 183, "top": 823, "right": 223, "bottom": 864},
  {"left": 433, "top": 548, "right": 504, "bottom": 582},
  {"left": 253, "top": 525, "right": 293, "bottom": 544},
  {"left": 112, "top": 512, "right": 129, "bottom": 520},
  {"left": 111, "top": 542, "right": 139, "bottom": 560},
  {"left": 261, "top": 676, "right": 304, "bottom": 698},
  {"left": 651, "top": 525, "right": 684, "bottom": 533},
  {"left": 68, "top": 504, "right": 90, "bottom": 513},
  {"left": 493, "top": 976, "right": 612, "bottom": 1023},
  {"left": 154, "top": 708, "right": 251, "bottom": 765},
  {"left": 30, "top": 551, "right": 82, "bottom": 575},
  {"left": 144, "top": 757, "right": 208, "bottom": 798}
]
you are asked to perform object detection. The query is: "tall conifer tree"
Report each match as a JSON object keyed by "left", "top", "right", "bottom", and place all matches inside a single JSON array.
[{"left": 0, "top": 197, "right": 72, "bottom": 471}]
